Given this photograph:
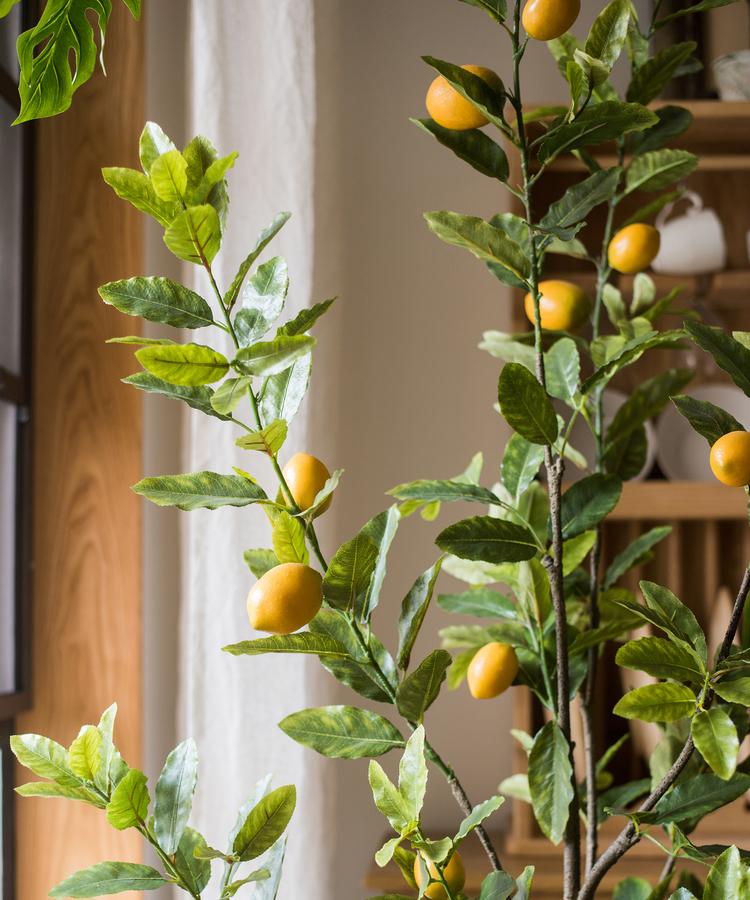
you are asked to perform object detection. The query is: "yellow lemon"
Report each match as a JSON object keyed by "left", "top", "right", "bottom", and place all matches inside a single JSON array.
[
  {"left": 467, "top": 642, "right": 519, "bottom": 699},
  {"left": 282, "top": 452, "right": 332, "bottom": 516},
  {"left": 246, "top": 563, "right": 323, "bottom": 634},
  {"left": 414, "top": 850, "right": 466, "bottom": 900},
  {"left": 522, "top": 0, "right": 581, "bottom": 41},
  {"left": 524, "top": 280, "right": 590, "bottom": 331},
  {"left": 608, "top": 223, "right": 661, "bottom": 275},
  {"left": 426, "top": 65, "right": 502, "bottom": 131},
  {"left": 710, "top": 431, "right": 750, "bottom": 487}
]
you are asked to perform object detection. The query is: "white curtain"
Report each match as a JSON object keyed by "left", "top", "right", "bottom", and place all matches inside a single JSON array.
[{"left": 181, "top": 3, "right": 336, "bottom": 896}]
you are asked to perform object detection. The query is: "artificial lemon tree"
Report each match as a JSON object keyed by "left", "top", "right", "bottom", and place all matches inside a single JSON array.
[{"left": 13, "top": 0, "right": 750, "bottom": 899}]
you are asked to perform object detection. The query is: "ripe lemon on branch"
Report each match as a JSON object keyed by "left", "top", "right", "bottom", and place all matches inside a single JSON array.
[
  {"left": 467, "top": 642, "right": 519, "bottom": 699},
  {"left": 522, "top": 0, "right": 581, "bottom": 41},
  {"left": 710, "top": 431, "right": 750, "bottom": 487},
  {"left": 524, "top": 280, "right": 590, "bottom": 332},
  {"left": 608, "top": 223, "right": 661, "bottom": 275},
  {"left": 247, "top": 562, "right": 323, "bottom": 634},
  {"left": 282, "top": 451, "right": 332, "bottom": 516},
  {"left": 414, "top": 850, "right": 466, "bottom": 899},
  {"left": 426, "top": 65, "right": 502, "bottom": 131}
]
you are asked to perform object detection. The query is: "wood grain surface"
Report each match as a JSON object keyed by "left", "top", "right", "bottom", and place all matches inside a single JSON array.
[{"left": 15, "top": 4, "right": 144, "bottom": 895}]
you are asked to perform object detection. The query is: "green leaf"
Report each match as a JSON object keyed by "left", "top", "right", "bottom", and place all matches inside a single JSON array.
[
  {"left": 234, "top": 335, "right": 315, "bottom": 376},
  {"left": 627, "top": 44, "right": 698, "bottom": 105},
  {"left": 68, "top": 726, "right": 103, "bottom": 781},
  {"left": 582, "top": 328, "right": 685, "bottom": 393},
  {"left": 480, "top": 332, "right": 536, "bottom": 369},
  {"left": 498, "top": 363, "right": 558, "bottom": 446},
  {"left": 625, "top": 149, "right": 698, "bottom": 195},
  {"left": 369, "top": 757, "right": 411, "bottom": 833},
  {"left": 713, "top": 676, "right": 750, "bottom": 706},
  {"left": 10, "top": 734, "right": 83, "bottom": 790},
  {"left": 49, "top": 862, "right": 167, "bottom": 897},
  {"left": 424, "top": 211, "right": 529, "bottom": 284},
  {"left": 654, "top": 0, "right": 736, "bottom": 29},
  {"left": 106, "top": 768, "right": 149, "bottom": 830},
  {"left": 323, "top": 533, "right": 378, "bottom": 613},
  {"left": 223, "top": 632, "right": 351, "bottom": 659},
  {"left": 562, "top": 530, "right": 596, "bottom": 576},
  {"left": 614, "top": 683, "right": 696, "bottom": 723},
  {"left": 692, "top": 708, "right": 739, "bottom": 781},
  {"left": 398, "top": 726, "right": 428, "bottom": 821},
  {"left": 686, "top": 321, "right": 750, "bottom": 398},
  {"left": 235, "top": 420, "right": 288, "bottom": 455},
  {"left": 623, "top": 190, "right": 684, "bottom": 228},
  {"left": 456, "top": 0, "right": 506, "bottom": 22},
  {"left": 101, "top": 168, "right": 178, "bottom": 227},
  {"left": 99, "top": 277, "right": 214, "bottom": 330},
  {"left": 222, "top": 870, "right": 271, "bottom": 897},
  {"left": 139, "top": 122, "right": 176, "bottom": 174},
  {"left": 616, "top": 636, "right": 704, "bottom": 683},
  {"left": 413, "top": 118, "right": 508, "bottom": 181},
  {"left": 390, "top": 478, "right": 498, "bottom": 506},
  {"left": 584, "top": 0, "right": 631, "bottom": 69},
  {"left": 259, "top": 353, "right": 312, "bottom": 426},
  {"left": 672, "top": 394, "right": 744, "bottom": 446},
  {"left": 545, "top": 338, "right": 581, "bottom": 404},
  {"left": 279, "top": 297, "right": 336, "bottom": 336},
  {"left": 640, "top": 580, "right": 707, "bottom": 661},
  {"left": 235, "top": 257, "right": 289, "bottom": 346},
  {"left": 704, "top": 846, "right": 748, "bottom": 900},
  {"left": 163, "top": 204, "right": 221, "bottom": 265},
  {"left": 557, "top": 474, "right": 622, "bottom": 540},
  {"left": 356, "top": 506, "right": 401, "bottom": 622},
  {"left": 613, "top": 878, "right": 652, "bottom": 900},
  {"left": 150, "top": 149, "right": 188, "bottom": 202},
  {"left": 603, "top": 526, "right": 672, "bottom": 589},
  {"left": 123, "top": 372, "right": 228, "bottom": 419},
  {"left": 15, "top": 0, "right": 113, "bottom": 124},
  {"left": 528, "top": 721, "right": 574, "bottom": 845},
  {"left": 233, "top": 785, "right": 296, "bottom": 862},
  {"left": 478, "top": 871, "right": 517, "bottom": 900},
  {"left": 436, "top": 516, "right": 538, "bottom": 564},
  {"left": 422, "top": 56, "right": 506, "bottom": 130},
  {"left": 210, "top": 376, "right": 252, "bottom": 416},
  {"left": 397, "top": 560, "right": 443, "bottom": 670},
  {"left": 154, "top": 738, "right": 198, "bottom": 855},
  {"left": 173, "top": 827, "right": 212, "bottom": 896},
  {"left": 136, "top": 343, "right": 228, "bottom": 386},
  {"left": 266, "top": 507, "right": 308, "bottom": 565},
  {"left": 641, "top": 773, "right": 750, "bottom": 826},
  {"left": 224, "top": 211, "right": 292, "bottom": 308},
  {"left": 0, "top": 0, "right": 21, "bottom": 17},
  {"left": 501, "top": 434, "right": 545, "bottom": 501},
  {"left": 437, "top": 589, "right": 515, "bottom": 619},
  {"left": 538, "top": 102, "right": 656, "bottom": 163},
  {"left": 396, "top": 650, "right": 452, "bottom": 721},
  {"left": 133, "top": 471, "right": 266, "bottom": 510},
  {"left": 454, "top": 795, "right": 505, "bottom": 843},
  {"left": 279, "top": 706, "right": 404, "bottom": 759}
]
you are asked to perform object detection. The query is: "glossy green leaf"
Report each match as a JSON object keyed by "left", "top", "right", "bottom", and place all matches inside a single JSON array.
[
  {"left": 369, "top": 757, "right": 411, "bottom": 833},
  {"left": 478, "top": 871, "right": 517, "bottom": 899},
  {"left": 436, "top": 516, "right": 538, "bottom": 564},
  {"left": 545, "top": 338, "right": 581, "bottom": 404},
  {"left": 222, "top": 869, "right": 271, "bottom": 897},
  {"left": 562, "top": 530, "right": 596, "bottom": 576},
  {"left": 235, "top": 420, "right": 288, "bottom": 455},
  {"left": 613, "top": 878, "right": 652, "bottom": 900},
  {"left": 614, "top": 682, "right": 696, "bottom": 722},
  {"left": 498, "top": 363, "right": 558, "bottom": 446},
  {"left": 223, "top": 632, "right": 351, "bottom": 659},
  {"left": 233, "top": 785, "right": 296, "bottom": 862},
  {"left": 713, "top": 676, "right": 750, "bottom": 706},
  {"left": 582, "top": 329, "right": 685, "bottom": 393},
  {"left": 686, "top": 321, "right": 750, "bottom": 398},
  {"left": 323, "top": 532, "right": 378, "bottom": 613},
  {"left": 106, "top": 768, "right": 149, "bottom": 830},
  {"left": 357, "top": 506, "right": 402, "bottom": 621},
  {"left": 49, "top": 863, "right": 167, "bottom": 897},
  {"left": 623, "top": 190, "right": 684, "bottom": 227},
  {"left": 501, "top": 434, "right": 545, "bottom": 501},
  {"left": 259, "top": 353, "right": 312, "bottom": 426},
  {"left": 422, "top": 56, "right": 506, "bottom": 129},
  {"left": 538, "top": 102, "right": 656, "bottom": 163},
  {"left": 265, "top": 507, "right": 308, "bottom": 564},
  {"left": 640, "top": 580, "right": 707, "bottom": 661},
  {"left": 235, "top": 256, "right": 289, "bottom": 346},
  {"left": 397, "top": 560, "right": 443, "bottom": 669},
  {"left": 584, "top": 0, "right": 631, "bottom": 69},
  {"left": 616, "top": 636, "right": 703, "bottom": 682},
  {"left": 123, "top": 372, "right": 228, "bottom": 420},
  {"left": 557, "top": 474, "right": 622, "bottom": 540},
  {"left": 136, "top": 343, "right": 228, "bottom": 386},
  {"left": 672, "top": 395, "right": 744, "bottom": 446},
  {"left": 625, "top": 149, "right": 699, "bottom": 194},
  {"left": 603, "top": 526, "right": 672, "bottom": 589},
  {"left": 154, "top": 738, "right": 198, "bottom": 855},
  {"left": 424, "top": 211, "right": 529, "bottom": 283},
  {"left": 10, "top": 734, "right": 83, "bottom": 790},
  {"left": 627, "top": 44, "right": 698, "bottom": 105},
  {"left": 224, "top": 211, "right": 291, "bottom": 308},
  {"left": 480, "top": 332, "right": 536, "bottom": 369},
  {"left": 704, "top": 846, "right": 748, "bottom": 900},
  {"left": 68, "top": 726, "right": 103, "bottom": 782},
  {"left": 99, "top": 277, "right": 213, "bottom": 329},
  {"left": 396, "top": 649, "right": 452, "bottom": 721},
  {"left": 210, "top": 376, "right": 252, "bottom": 415},
  {"left": 389, "top": 479, "right": 498, "bottom": 506},
  {"left": 150, "top": 149, "right": 188, "bottom": 202},
  {"left": 437, "top": 588, "right": 515, "bottom": 619},
  {"left": 641, "top": 773, "right": 750, "bottom": 826},
  {"left": 398, "top": 726, "right": 428, "bottom": 821},
  {"left": 102, "top": 168, "right": 178, "bottom": 227},
  {"left": 457, "top": 0, "right": 506, "bottom": 21},
  {"left": 173, "top": 827, "right": 212, "bottom": 895},
  {"left": 528, "top": 721, "right": 574, "bottom": 845},
  {"left": 15, "top": 781, "right": 101, "bottom": 805},
  {"left": 133, "top": 471, "right": 266, "bottom": 510},
  {"left": 413, "top": 118, "right": 509, "bottom": 181},
  {"left": 279, "top": 297, "right": 335, "bottom": 336},
  {"left": 692, "top": 708, "right": 739, "bottom": 781},
  {"left": 654, "top": 0, "right": 736, "bottom": 29},
  {"left": 163, "top": 204, "right": 221, "bottom": 264},
  {"left": 455, "top": 795, "right": 505, "bottom": 843},
  {"left": 139, "top": 122, "right": 176, "bottom": 174},
  {"left": 279, "top": 706, "right": 403, "bottom": 759},
  {"left": 234, "top": 335, "right": 315, "bottom": 376}
]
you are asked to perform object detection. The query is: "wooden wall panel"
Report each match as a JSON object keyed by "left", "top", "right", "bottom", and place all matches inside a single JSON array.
[{"left": 15, "top": 4, "right": 144, "bottom": 895}]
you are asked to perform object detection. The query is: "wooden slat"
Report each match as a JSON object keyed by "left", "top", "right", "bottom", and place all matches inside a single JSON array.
[
  {"left": 14, "top": 4, "right": 144, "bottom": 896},
  {"left": 610, "top": 481, "right": 747, "bottom": 521}
]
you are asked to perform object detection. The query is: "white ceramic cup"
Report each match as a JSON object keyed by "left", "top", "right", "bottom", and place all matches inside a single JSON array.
[
  {"left": 652, "top": 191, "right": 727, "bottom": 276},
  {"left": 714, "top": 50, "right": 750, "bottom": 101}
]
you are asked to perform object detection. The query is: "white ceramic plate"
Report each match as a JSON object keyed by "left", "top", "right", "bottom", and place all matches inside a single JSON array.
[{"left": 656, "top": 383, "right": 750, "bottom": 481}]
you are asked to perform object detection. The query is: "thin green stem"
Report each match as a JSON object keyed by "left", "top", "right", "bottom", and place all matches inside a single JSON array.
[{"left": 136, "top": 823, "right": 200, "bottom": 899}]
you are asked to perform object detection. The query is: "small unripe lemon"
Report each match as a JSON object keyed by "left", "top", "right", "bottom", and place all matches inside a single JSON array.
[
  {"left": 282, "top": 452, "right": 332, "bottom": 516},
  {"left": 524, "top": 280, "right": 590, "bottom": 332},
  {"left": 522, "top": 0, "right": 581, "bottom": 41},
  {"left": 467, "top": 642, "right": 519, "bottom": 699},
  {"left": 608, "top": 224, "right": 661, "bottom": 275},
  {"left": 426, "top": 65, "right": 502, "bottom": 131},
  {"left": 246, "top": 562, "right": 323, "bottom": 634},
  {"left": 710, "top": 431, "right": 750, "bottom": 487},
  {"left": 413, "top": 850, "right": 466, "bottom": 900}
]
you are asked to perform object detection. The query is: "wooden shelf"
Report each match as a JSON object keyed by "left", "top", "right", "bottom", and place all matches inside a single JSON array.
[
  {"left": 537, "top": 269, "right": 750, "bottom": 304},
  {"left": 610, "top": 480, "right": 748, "bottom": 520}
]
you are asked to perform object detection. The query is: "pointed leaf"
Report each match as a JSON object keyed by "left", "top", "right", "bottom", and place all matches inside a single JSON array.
[
  {"left": 396, "top": 650, "right": 452, "bottom": 721},
  {"left": 163, "top": 204, "right": 221, "bottom": 264},
  {"left": 528, "top": 721, "right": 574, "bottom": 845},
  {"left": 133, "top": 471, "right": 266, "bottom": 510},
  {"left": 233, "top": 785, "right": 296, "bottom": 862},
  {"left": 692, "top": 708, "right": 739, "bottom": 781},
  {"left": 616, "top": 636, "right": 704, "bottom": 683},
  {"left": 498, "top": 363, "right": 558, "bottom": 446},
  {"left": 99, "top": 277, "right": 214, "bottom": 330},
  {"left": 154, "top": 738, "right": 198, "bottom": 855},
  {"left": 106, "top": 768, "right": 149, "bottom": 830},
  {"left": 222, "top": 633, "right": 351, "bottom": 659},
  {"left": 413, "top": 118, "right": 509, "bottom": 181},
  {"left": 614, "top": 683, "right": 696, "bottom": 723},
  {"left": 136, "top": 343, "right": 228, "bottom": 386},
  {"left": 49, "top": 863, "right": 167, "bottom": 897},
  {"left": 557, "top": 474, "right": 622, "bottom": 540},
  {"left": 224, "top": 212, "right": 291, "bottom": 309},
  {"left": 437, "top": 516, "right": 538, "bottom": 564},
  {"left": 625, "top": 149, "right": 699, "bottom": 194},
  {"left": 234, "top": 335, "right": 315, "bottom": 377},
  {"left": 279, "top": 706, "right": 403, "bottom": 759}
]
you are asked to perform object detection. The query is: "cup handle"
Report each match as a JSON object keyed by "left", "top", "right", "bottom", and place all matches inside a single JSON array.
[{"left": 655, "top": 189, "right": 703, "bottom": 228}]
